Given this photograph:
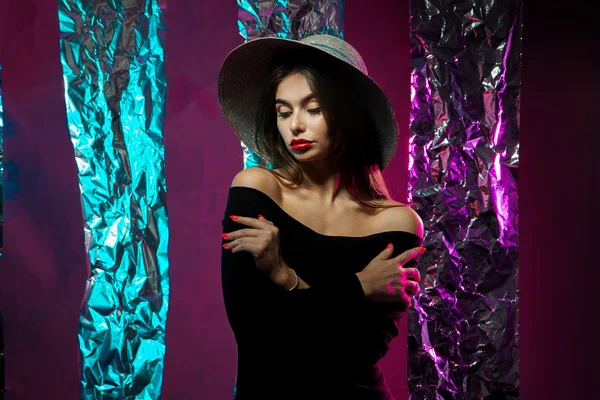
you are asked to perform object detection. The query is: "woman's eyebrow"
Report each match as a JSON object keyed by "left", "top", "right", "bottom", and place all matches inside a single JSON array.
[{"left": 275, "top": 93, "right": 316, "bottom": 107}]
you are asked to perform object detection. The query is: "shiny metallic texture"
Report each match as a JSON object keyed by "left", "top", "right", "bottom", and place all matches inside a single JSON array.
[
  {"left": 237, "top": 0, "right": 344, "bottom": 169},
  {"left": 408, "top": 0, "right": 522, "bottom": 398},
  {"left": 58, "top": 1, "right": 169, "bottom": 398},
  {"left": 238, "top": 0, "right": 344, "bottom": 40}
]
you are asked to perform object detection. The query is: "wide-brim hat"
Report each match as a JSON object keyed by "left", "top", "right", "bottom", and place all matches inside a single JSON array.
[{"left": 218, "top": 34, "right": 398, "bottom": 169}]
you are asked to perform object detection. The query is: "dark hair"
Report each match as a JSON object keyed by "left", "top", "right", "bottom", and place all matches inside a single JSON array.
[{"left": 254, "top": 50, "right": 400, "bottom": 209}]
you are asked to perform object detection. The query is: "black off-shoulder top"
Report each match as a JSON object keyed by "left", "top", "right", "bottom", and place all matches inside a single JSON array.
[{"left": 221, "top": 186, "right": 422, "bottom": 400}]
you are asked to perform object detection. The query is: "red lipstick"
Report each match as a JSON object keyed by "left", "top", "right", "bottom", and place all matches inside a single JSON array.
[{"left": 290, "top": 138, "right": 313, "bottom": 151}]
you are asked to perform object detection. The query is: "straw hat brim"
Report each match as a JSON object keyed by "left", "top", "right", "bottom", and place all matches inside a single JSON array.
[{"left": 218, "top": 36, "right": 398, "bottom": 169}]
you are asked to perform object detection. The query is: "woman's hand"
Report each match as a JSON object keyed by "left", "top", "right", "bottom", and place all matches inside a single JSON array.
[
  {"left": 223, "top": 214, "right": 286, "bottom": 279},
  {"left": 356, "top": 244, "right": 424, "bottom": 307}
]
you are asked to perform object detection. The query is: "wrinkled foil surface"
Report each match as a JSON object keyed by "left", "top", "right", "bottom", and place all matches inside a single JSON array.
[
  {"left": 237, "top": 0, "right": 343, "bottom": 169},
  {"left": 408, "top": 0, "right": 521, "bottom": 398},
  {"left": 238, "top": 0, "right": 344, "bottom": 41},
  {"left": 58, "top": 1, "right": 169, "bottom": 398}
]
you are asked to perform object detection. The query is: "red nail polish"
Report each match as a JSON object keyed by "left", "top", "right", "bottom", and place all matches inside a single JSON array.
[
  {"left": 258, "top": 214, "right": 264, "bottom": 219},
  {"left": 230, "top": 215, "right": 238, "bottom": 220},
  {"left": 221, "top": 233, "right": 228, "bottom": 238},
  {"left": 386, "top": 243, "right": 392, "bottom": 248},
  {"left": 419, "top": 247, "right": 426, "bottom": 253},
  {"left": 223, "top": 243, "right": 229, "bottom": 248}
]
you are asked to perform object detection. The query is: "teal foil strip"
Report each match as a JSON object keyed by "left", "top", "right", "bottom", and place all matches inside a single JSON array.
[
  {"left": 237, "top": 0, "right": 344, "bottom": 170},
  {"left": 58, "top": 1, "right": 169, "bottom": 399},
  {"left": 241, "top": 142, "right": 265, "bottom": 169}
]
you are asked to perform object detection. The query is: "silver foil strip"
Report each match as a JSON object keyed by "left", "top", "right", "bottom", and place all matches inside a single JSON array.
[
  {"left": 408, "top": 0, "right": 522, "bottom": 398},
  {"left": 58, "top": 1, "right": 170, "bottom": 398},
  {"left": 238, "top": 0, "right": 344, "bottom": 41},
  {"left": 237, "top": 0, "right": 344, "bottom": 169}
]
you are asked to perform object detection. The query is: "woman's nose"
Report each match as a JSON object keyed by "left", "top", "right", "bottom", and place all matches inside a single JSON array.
[{"left": 290, "top": 111, "right": 305, "bottom": 133}]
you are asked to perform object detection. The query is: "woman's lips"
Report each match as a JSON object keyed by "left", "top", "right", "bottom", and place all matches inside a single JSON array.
[{"left": 290, "top": 142, "right": 313, "bottom": 151}]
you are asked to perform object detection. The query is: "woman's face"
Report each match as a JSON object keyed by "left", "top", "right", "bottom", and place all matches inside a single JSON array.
[{"left": 275, "top": 72, "right": 331, "bottom": 163}]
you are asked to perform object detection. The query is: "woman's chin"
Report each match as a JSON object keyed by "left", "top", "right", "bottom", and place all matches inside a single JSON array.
[
  {"left": 288, "top": 147, "right": 330, "bottom": 164},
  {"left": 294, "top": 156, "right": 330, "bottom": 166}
]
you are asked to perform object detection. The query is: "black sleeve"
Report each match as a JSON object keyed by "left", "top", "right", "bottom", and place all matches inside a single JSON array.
[{"left": 221, "top": 187, "right": 367, "bottom": 343}]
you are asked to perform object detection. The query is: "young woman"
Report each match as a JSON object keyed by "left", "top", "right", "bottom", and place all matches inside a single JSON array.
[{"left": 218, "top": 34, "right": 425, "bottom": 399}]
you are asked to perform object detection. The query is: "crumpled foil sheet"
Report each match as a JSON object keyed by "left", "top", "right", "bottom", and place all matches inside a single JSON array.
[
  {"left": 238, "top": 0, "right": 344, "bottom": 41},
  {"left": 58, "top": 1, "right": 169, "bottom": 398},
  {"left": 408, "top": 0, "right": 521, "bottom": 398},
  {"left": 237, "top": 0, "right": 343, "bottom": 169}
]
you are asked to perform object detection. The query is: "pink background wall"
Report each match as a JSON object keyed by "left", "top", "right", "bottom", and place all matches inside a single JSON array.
[
  {"left": 0, "top": 0, "right": 88, "bottom": 398},
  {"left": 345, "top": 2, "right": 411, "bottom": 398},
  {"left": 161, "top": 2, "right": 240, "bottom": 398}
]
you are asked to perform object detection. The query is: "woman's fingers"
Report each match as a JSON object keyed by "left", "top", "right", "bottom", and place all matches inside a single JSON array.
[
  {"left": 404, "top": 280, "right": 420, "bottom": 296},
  {"left": 401, "top": 290, "right": 412, "bottom": 308},
  {"left": 223, "top": 228, "right": 262, "bottom": 241},
  {"left": 230, "top": 215, "right": 273, "bottom": 229},
  {"left": 226, "top": 237, "right": 261, "bottom": 254},
  {"left": 393, "top": 246, "right": 425, "bottom": 266},
  {"left": 258, "top": 215, "right": 275, "bottom": 225},
  {"left": 372, "top": 243, "right": 395, "bottom": 261},
  {"left": 223, "top": 214, "right": 278, "bottom": 241},
  {"left": 402, "top": 267, "right": 421, "bottom": 283}
]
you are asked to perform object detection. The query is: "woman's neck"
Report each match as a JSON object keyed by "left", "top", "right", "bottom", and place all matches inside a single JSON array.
[{"left": 296, "top": 162, "right": 350, "bottom": 204}]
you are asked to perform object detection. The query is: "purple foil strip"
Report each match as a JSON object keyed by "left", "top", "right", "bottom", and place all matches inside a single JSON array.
[{"left": 408, "top": 0, "right": 522, "bottom": 398}]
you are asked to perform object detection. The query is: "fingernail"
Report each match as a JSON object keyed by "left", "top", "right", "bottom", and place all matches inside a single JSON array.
[
  {"left": 386, "top": 243, "right": 392, "bottom": 249},
  {"left": 221, "top": 233, "right": 228, "bottom": 238},
  {"left": 419, "top": 247, "right": 426, "bottom": 253},
  {"left": 258, "top": 214, "right": 264, "bottom": 219},
  {"left": 230, "top": 215, "right": 238, "bottom": 220},
  {"left": 223, "top": 243, "right": 229, "bottom": 248}
]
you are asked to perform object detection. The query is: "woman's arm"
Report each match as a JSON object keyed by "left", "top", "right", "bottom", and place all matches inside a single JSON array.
[
  {"left": 221, "top": 186, "right": 367, "bottom": 332},
  {"left": 222, "top": 192, "right": 421, "bottom": 369},
  {"left": 222, "top": 168, "right": 369, "bottom": 340}
]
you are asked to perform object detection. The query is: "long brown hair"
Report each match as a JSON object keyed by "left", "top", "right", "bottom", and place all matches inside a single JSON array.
[{"left": 254, "top": 50, "right": 401, "bottom": 209}]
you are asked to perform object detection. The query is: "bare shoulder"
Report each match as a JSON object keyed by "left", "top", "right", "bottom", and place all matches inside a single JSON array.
[
  {"left": 230, "top": 167, "right": 282, "bottom": 202},
  {"left": 375, "top": 199, "right": 424, "bottom": 238}
]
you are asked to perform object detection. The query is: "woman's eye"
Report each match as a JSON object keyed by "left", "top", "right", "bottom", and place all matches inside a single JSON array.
[
  {"left": 307, "top": 108, "right": 321, "bottom": 114},
  {"left": 277, "top": 112, "right": 291, "bottom": 118}
]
